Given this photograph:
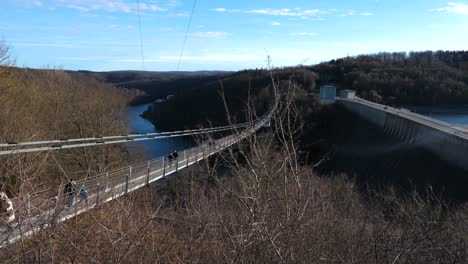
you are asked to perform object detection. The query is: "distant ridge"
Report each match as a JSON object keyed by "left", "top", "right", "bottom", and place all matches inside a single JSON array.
[{"left": 69, "top": 70, "right": 232, "bottom": 86}]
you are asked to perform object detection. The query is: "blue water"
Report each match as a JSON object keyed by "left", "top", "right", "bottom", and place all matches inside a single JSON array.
[
  {"left": 126, "top": 103, "right": 196, "bottom": 159},
  {"left": 417, "top": 111, "right": 468, "bottom": 126},
  {"left": 427, "top": 113, "right": 468, "bottom": 125}
]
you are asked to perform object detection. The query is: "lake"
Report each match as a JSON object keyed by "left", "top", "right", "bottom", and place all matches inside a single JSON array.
[
  {"left": 423, "top": 113, "right": 468, "bottom": 125},
  {"left": 126, "top": 103, "right": 196, "bottom": 159}
]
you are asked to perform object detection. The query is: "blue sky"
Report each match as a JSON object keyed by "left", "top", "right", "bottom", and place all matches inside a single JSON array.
[{"left": 1, "top": 0, "right": 467, "bottom": 71}]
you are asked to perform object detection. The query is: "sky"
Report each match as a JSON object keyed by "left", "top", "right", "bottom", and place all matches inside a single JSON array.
[{"left": 0, "top": 0, "right": 468, "bottom": 71}]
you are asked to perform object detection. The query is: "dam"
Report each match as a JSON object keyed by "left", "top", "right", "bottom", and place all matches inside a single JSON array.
[{"left": 335, "top": 94, "right": 468, "bottom": 171}]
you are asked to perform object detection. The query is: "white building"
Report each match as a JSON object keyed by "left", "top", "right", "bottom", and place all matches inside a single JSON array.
[{"left": 339, "top": 89, "right": 356, "bottom": 99}]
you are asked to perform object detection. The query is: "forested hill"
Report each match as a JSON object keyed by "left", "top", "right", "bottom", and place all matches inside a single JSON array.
[
  {"left": 140, "top": 68, "right": 317, "bottom": 130},
  {"left": 71, "top": 70, "right": 231, "bottom": 105},
  {"left": 312, "top": 51, "right": 468, "bottom": 106},
  {"left": 0, "top": 66, "right": 138, "bottom": 193}
]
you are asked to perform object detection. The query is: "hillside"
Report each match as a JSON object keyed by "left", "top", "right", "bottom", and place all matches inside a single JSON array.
[
  {"left": 72, "top": 70, "right": 232, "bottom": 105},
  {"left": 139, "top": 68, "right": 317, "bottom": 130},
  {"left": 0, "top": 66, "right": 138, "bottom": 195}
]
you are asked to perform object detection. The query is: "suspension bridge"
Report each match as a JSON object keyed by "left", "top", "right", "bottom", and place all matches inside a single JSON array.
[
  {"left": 0, "top": 0, "right": 278, "bottom": 249},
  {"left": 0, "top": 112, "right": 272, "bottom": 247}
]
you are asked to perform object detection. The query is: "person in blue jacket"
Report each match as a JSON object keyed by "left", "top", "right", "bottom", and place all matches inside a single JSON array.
[{"left": 79, "top": 184, "right": 89, "bottom": 206}]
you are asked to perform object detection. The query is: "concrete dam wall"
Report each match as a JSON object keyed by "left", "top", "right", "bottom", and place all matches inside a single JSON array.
[{"left": 337, "top": 98, "right": 468, "bottom": 171}]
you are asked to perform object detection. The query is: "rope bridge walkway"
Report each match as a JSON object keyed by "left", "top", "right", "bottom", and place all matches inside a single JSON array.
[{"left": 0, "top": 117, "right": 269, "bottom": 247}]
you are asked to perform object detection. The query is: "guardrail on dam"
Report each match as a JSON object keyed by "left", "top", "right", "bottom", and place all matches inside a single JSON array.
[{"left": 337, "top": 97, "right": 468, "bottom": 171}]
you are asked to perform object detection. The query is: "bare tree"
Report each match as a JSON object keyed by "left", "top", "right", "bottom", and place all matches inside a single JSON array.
[{"left": 0, "top": 39, "right": 14, "bottom": 66}]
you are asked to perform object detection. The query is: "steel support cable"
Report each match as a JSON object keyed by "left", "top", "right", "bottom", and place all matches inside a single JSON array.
[
  {"left": 0, "top": 121, "right": 262, "bottom": 155},
  {"left": 0, "top": 117, "right": 264, "bottom": 149},
  {"left": 136, "top": 0, "right": 145, "bottom": 69},
  {"left": 176, "top": 0, "right": 197, "bottom": 70}
]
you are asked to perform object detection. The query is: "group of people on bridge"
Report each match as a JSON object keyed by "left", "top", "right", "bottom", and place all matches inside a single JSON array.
[
  {"left": 62, "top": 150, "right": 181, "bottom": 210},
  {"left": 1, "top": 148, "right": 191, "bottom": 228},
  {"left": 166, "top": 150, "right": 179, "bottom": 164},
  {"left": 64, "top": 179, "right": 89, "bottom": 208}
]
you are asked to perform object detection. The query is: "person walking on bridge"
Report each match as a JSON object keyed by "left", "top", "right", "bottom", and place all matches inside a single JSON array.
[
  {"left": 64, "top": 179, "right": 77, "bottom": 208},
  {"left": 172, "top": 150, "right": 179, "bottom": 160},
  {"left": 79, "top": 184, "right": 89, "bottom": 206},
  {"left": 167, "top": 153, "right": 174, "bottom": 165},
  {"left": 0, "top": 191, "right": 15, "bottom": 227},
  {"left": 173, "top": 150, "right": 179, "bottom": 169}
]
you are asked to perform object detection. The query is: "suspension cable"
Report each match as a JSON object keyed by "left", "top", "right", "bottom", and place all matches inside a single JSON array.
[
  {"left": 0, "top": 116, "right": 263, "bottom": 148},
  {"left": 136, "top": 0, "right": 145, "bottom": 69},
  {"left": 176, "top": 0, "right": 197, "bottom": 70},
  {"left": 0, "top": 118, "right": 266, "bottom": 155}
]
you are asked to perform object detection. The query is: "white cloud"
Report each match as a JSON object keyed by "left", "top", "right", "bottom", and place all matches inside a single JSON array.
[
  {"left": 190, "top": 32, "right": 230, "bottom": 38},
  {"left": 170, "top": 12, "right": 189, "bottom": 17},
  {"left": 18, "top": 0, "right": 43, "bottom": 7},
  {"left": 271, "top": 22, "right": 281, "bottom": 26},
  {"left": 291, "top": 32, "right": 318, "bottom": 36},
  {"left": 433, "top": 2, "right": 468, "bottom": 15},
  {"left": 340, "top": 10, "right": 356, "bottom": 16},
  {"left": 340, "top": 10, "right": 374, "bottom": 16},
  {"left": 108, "top": 24, "right": 136, "bottom": 30},
  {"left": 158, "top": 54, "right": 263, "bottom": 62},
  {"left": 215, "top": 7, "right": 373, "bottom": 19},
  {"left": 58, "top": 56, "right": 121, "bottom": 61},
  {"left": 20, "top": 0, "right": 167, "bottom": 13},
  {"left": 245, "top": 8, "right": 332, "bottom": 17},
  {"left": 32, "top": 0, "right": 42, "bottom": 7},
  {"left": 430, "top": 24, "right": 449, "bottom": 28},
  {"left": 164, "top": 0, "right": 181, "bottom": 8}
]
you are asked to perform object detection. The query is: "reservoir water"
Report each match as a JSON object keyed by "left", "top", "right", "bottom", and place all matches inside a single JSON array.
[
  {"left": 423, "top": 113, "right": 468, "bottom": 125},
  {"left": 126, "top": 103, "right": 196, "bottom": 159}
]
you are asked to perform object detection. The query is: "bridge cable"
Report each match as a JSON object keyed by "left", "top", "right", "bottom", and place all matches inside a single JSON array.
[
  {"left": 176, "top": 0, "right": 197, "bottom": 70},
  {"left": 0, "top": 119, "right": 266, "bottom": 155},
  {"left": 0, "top": 117, "right": 264, "bottom": 148},
  {"left": 136, "top": 0, "right": 145, "bottom": 69}
]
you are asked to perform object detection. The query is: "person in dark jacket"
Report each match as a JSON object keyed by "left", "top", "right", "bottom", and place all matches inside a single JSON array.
[
  {"left": 64, "top": 179, "right": 77, "bottom": 208},
  {"left": 172, "top": 150, "right": 179, "bottom": 160}
]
